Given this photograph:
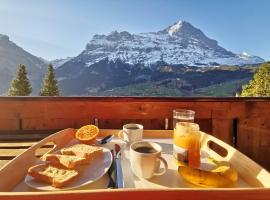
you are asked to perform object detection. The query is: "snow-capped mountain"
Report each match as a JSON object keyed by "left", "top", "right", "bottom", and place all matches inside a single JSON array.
[
  {"left": 56, "top": 20, "right": 264, "bottom": 95},
  {"left": 64, "top": 20, "right": 264, "bottom": 68}
]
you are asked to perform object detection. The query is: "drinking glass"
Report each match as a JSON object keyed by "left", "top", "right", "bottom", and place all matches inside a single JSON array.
[
  {"left": 173, "top": 122, "right": 200, "bottom": 168},
  {"left": 173, "top": 109, "right": 195, "bottom": 129},
  {"left": 173, "top": 110, "right": 196, "bottom": 160}
]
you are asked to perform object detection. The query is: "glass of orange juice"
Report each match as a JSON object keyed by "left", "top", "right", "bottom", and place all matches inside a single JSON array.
[{"left": 173, "top": 122, "right": 201, "bottom": 169}]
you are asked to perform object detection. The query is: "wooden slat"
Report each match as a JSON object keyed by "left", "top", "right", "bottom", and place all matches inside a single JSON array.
[
  {"left": 0, "top": 149, "right": 27, "bottom": 158},
  {"left": 0, "top": 99, "right": 267, "bottom": 121},
  {"left": 0, "top": 133, "right": 51, "bottom": 141},
  {"left": 212, "top": 118, "right": 233, "bottom": 145},
  {"left": 0, "top": 119, "right": 19, "bottom": 131},
  {"left": 0, "top": 98, "right": 268, "bottom": 128},
  {"left": 0, "top": 142, "right": 36, "bottom": 148},
  {"left": 0, "top": 100, "right": 234, "bottom": 119},
  {"left": 238, "top": 118, "right": 270, "bottom": 169},
  {"left": 0, "top": 148, "right": 53, "bottom": 158},
  {"left": 195, "top": 118, "right": 212, "bottom": 134}
]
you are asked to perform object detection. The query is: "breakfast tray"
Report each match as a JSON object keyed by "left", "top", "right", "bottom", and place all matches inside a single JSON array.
[{"left": 0, "top": 128, "right": 269, "bottom": 200}]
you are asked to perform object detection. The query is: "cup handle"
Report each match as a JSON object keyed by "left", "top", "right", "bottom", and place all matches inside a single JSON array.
[
  {"left": 153, "top": 156, "right": 168, "bottom": 176},
  {"left": 118, "top": 130, "right": 127, "bottom": 143}
]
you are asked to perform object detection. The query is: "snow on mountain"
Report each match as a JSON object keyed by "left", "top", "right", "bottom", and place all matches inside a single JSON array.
[
  {"left": 167, "top": 20, "right": 184, "bottom": 36},
  {"left": 51, "top": 57, "right": 72, "bottom": 68},
  {"left": 71, "top": 20, "right": 264, "bottom": 68}
]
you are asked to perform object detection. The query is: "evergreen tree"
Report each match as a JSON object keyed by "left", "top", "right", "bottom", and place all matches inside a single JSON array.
[
  {"left": 40, "top": 64, "right": 60, "bottom": 96},
  {"left": 240, "top": 62, "right": 270, "bottom": 97},
  {"left": 8, "top": 64, "right": 32, "bottom": 96}
]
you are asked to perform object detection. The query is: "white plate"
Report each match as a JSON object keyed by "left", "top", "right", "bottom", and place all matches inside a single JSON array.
[{"left": 24, "top": 147, "right": 112, "bottom": 191}]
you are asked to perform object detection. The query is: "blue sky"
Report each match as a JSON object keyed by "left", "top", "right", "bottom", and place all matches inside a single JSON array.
[{"left": 0, "top": 0, "right": 269, "bottom": 61}]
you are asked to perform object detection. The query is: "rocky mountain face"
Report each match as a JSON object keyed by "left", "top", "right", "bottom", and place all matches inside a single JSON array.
[
  {"left": 56, "top": 21, "right": 264, "bottom": 95},
  {"left": 62, "top": 21, "right": 264, "bottom": 68},
  {"left": 0, "top": 34, "right": 47, "bottom": 95}
]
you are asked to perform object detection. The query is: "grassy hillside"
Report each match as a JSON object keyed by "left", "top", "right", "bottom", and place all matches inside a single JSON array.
[
  {"left": 193, "top": 78, "right": 251, "bottom": 96},
  {"left": 92, "top": 78, "right": 251, "bottom": 97},
  {"left": 85, "top": 65, "right": 257, "bottom": 97},
  {"left": 95, "top": 82, "right": 184, "bottom": 96}
]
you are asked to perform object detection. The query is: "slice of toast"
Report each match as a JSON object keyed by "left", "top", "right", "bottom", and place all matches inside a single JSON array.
[
  {"left": 60, "top": 144, "right": 103, "bottom": 160},
  {"left": 43, "top": 154, "right": 88, "bottom": 169},
  {"left": 28, "top": 164, "right": 79, "bottom": 188}
]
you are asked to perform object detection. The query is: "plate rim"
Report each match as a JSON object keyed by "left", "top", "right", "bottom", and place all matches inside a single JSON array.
[{"left": 24, "top": 147, "right": 113, "bottom": 191}]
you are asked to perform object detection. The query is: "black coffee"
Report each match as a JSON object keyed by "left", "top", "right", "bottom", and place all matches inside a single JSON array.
[
  {"left": 126, "top": 126, "right": 139, "bottom": 130},
  {"left": 134, "top": 146, "right": 157, "bottom": 154}
]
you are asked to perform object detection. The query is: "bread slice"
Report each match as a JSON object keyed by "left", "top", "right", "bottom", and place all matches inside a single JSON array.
[
  {"left": 28, "top": 164, "right": 79, "bottom": 188},
  {"left": 43, "top": 154, "right": 88, "bottom": 169},
  {"left": 60, "top": 144, "right": 103, "bottom": 160}
]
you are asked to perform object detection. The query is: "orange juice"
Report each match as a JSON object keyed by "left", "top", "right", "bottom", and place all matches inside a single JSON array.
[{"left": 173, "top": 122, "right": 201, "bottom": 168}]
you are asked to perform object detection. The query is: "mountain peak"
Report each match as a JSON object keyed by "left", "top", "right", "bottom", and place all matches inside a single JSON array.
[
  {"left": 162, "top": 20, "right": 202, "bottom": 37},
  {"left": 167, "top": 20, "right": 184, "bottom": 36},
  {"left": 241, "top": 52, "right": 250, "bottom": 57}
]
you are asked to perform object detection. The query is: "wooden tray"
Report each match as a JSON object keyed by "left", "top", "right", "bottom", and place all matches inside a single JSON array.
[{"left": 0, "top": 129, "right": 269, "bottom": 200}]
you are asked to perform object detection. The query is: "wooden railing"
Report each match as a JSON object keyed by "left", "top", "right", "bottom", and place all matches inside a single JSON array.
[{"left": 0, "top": 97, "right": 269, "bottom": 171}]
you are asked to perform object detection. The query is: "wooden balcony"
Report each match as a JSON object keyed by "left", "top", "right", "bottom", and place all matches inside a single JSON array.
[{"left": 0, "top": 97, "right": 269, "bottom": 171}]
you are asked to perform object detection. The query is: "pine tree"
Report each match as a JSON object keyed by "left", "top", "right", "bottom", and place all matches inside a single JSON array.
[
  {"left": 40, "top": 64, "right": 60, "bottom": 96},
  {"left": 8, "top": 64, "right": 32, "bottom": 96},
  {"left": 240, "top": 62, "right": 270, "bottom": 97}
]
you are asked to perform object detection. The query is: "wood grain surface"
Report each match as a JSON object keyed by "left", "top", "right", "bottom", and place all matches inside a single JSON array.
[{"left": 0, "top": 97, "right": 269, "bottom": 171}]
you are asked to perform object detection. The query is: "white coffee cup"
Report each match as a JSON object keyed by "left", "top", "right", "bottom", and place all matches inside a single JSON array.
[
  {"left": 130, "top": 141, "right": 168, "bottom": 179},
  {"left": 118, "top": 124, "right": 143, "bottom": 144}
]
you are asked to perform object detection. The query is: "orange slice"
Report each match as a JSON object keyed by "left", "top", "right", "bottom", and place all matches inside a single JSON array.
[{"left": 75, "top": 125, "right": 99, "bottom": 143}]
